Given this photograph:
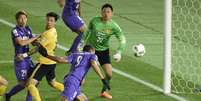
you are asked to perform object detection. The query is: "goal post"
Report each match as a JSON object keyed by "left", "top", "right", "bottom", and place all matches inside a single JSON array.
[{"left": 163, "top": 0, "right": 172, "bottom": 94}]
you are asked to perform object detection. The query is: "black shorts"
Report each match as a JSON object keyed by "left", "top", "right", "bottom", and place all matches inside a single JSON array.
[
  {"left": 32, "top": 63, "right": 56, "bottom": 82},
  {"left": 95, "top": 49, "right": 111, "bottom": 66}
]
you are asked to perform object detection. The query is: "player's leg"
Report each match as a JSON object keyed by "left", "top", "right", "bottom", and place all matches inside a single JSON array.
[
  {"left": 5, "top": 61, "right": 29, "bottom": 101},
  {"left": 68, "top": 25, "right": 86, "bottom": 53},
  {"left": 61, "top": 76, "right": 80, "bottom": 101},
  {"left": 27, "top": 63, "right": 44, "bottom": 101},
  {"left": 26, "top": 60, "right": 36, "bottom": 101},
  {"left": 0, "top": 75, "right": 8, "bottom": 96},
  {"left": 46, "top": 64, "right": 64, "bottom": 92},
  {"left": 27, "top": 79, "right": 41, "bottom": 101},
  {"left": 95, "top": 49, "right": 112, "bottom": 99},
  {"left": 102, "top": 63, "right": 112, "bottom": 91},
  {"left": 48, "top": 79, "right": 64, "bottom": 92},
  {"left": 61, "top": 96, "right": 68, "bottom": 101},
  {"left": 0, "top": 76, "right": 8, "bottom": 101},
  {"left": 76, "top": 93, "right": 88, "bottom": 101},
  {"left": 62, "top": 15, "right": 86, "bottom": 53}
]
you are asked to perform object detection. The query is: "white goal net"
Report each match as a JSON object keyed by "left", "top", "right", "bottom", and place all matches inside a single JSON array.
[{"left": 172, "top": 0, "right": 201, "bottom": 93}]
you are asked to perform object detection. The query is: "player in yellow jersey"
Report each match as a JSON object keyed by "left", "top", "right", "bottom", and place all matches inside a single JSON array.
[
  {"left": 26, "top": 12, "right": 64, "bottom": 101},
  {"left": 0, "top": 75, "right": 8, "bottom": 100}
]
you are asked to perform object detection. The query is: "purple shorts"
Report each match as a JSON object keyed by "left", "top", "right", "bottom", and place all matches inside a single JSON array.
[
  {"left": 14, "top": 58, "right": 34, "bottom": 81},
  {"left": 61, "top": 75, "right": 81, "bottom": 101},
  {"left": 62, "top": 14, "right": 84, "bottom": 32}
]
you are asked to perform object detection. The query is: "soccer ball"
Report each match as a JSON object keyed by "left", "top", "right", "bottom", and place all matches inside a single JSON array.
[{"left": 132, "top": 44, "right": 146, "bottom": 57}]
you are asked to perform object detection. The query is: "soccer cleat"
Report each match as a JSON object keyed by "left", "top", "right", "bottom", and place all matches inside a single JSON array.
[
  {"left": 100, "top": 91, "right": 112, "bottom": 99},
  {"left": 3, "top": 94, "right": 10, "bottom": 101}
]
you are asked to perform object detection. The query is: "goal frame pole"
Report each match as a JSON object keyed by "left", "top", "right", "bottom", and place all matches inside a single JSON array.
[{"left": 163, "top": 0, "right": 172, "bottom": 94}]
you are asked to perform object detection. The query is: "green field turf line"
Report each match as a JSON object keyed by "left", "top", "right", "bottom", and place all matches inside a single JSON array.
[
  {"left": 0, "top": 18, "right": 187, "bottom": 101},
  {"left": 0, "top": 60, "right": 13, "bottom": 64}
]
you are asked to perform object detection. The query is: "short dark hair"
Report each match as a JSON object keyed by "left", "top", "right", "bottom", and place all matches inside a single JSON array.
[
  {"left": 15, "top": 10, "right": 28, "bottom": 20},
  {"left": 101, "top": 3, "right": 113, "bottom": 11},
  {"left": 83, "top": 44, "right": 94, "bottom": 52},
  {"left": 46, "top": 12, "right": 59, "bottom": 21}
]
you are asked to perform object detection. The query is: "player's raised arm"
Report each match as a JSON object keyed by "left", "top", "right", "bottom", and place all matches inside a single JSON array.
[
  {"left": 90, "top": 60, "right": 104, "bottom": 79},
  {"left": 15, "top": 36, "right": 38, "bottom": 46},
  {"left": 37, "top": 44, "right": 69, "bottom": 64},
  {"left": 46, "top": 55, "right": 68, "bottom": 64}
]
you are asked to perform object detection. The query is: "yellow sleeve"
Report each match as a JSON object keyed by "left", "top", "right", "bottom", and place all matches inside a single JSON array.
[{"left": 39, "top": 33, "right": 50, "bottom": 47}]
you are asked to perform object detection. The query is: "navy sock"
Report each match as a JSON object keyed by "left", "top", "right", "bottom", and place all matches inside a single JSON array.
[
  {"left": 69, "top": 32, "right": 84, "bottom": 53},
  {"left": 6, "top": 84, "right": 24, "bottom": 97}
]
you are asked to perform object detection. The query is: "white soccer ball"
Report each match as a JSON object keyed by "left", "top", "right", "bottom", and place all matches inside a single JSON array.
[{"left": 132, "top": 44, "right": 146, "bottom": 57}]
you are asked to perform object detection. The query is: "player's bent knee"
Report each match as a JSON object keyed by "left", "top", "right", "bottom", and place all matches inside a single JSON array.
[
  {"left": 61, "top": 96, "right": 68, "bottom": 101},
  {"left": 78, "top": 25, "right": 86, "bottom": 33},
  {"left": 76, "top": 93, "right": 87, "bottom": 101},
  {"left": 28, "top": 79, "right": 38, "bottom": 86},
  {"left": 0, "top": 76, "right": 8, "bottom": 86}
]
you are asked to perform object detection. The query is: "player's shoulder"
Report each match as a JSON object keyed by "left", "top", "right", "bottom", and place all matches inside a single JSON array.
[
  {"left": 110, "top": 19, "right": 122, "bottom": 30},
  {"left": 110, "top": 19, "right": 120, "bottom": 27},
  {"left": 43, "top": 28, "right": 57, "bottom": 37},
  {"left": 11, "top": 26, "right": 19, "bottom": 36},
  {"left": 11, "top": 26, "right": 18, "bottom": 32},
  {"left": 25, "top": 26, "right": 32, "bottom": 31}
]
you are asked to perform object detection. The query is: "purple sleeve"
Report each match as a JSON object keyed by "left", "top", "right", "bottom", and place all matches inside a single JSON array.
[
  {"left": 12, "top": 29, "right": 20, "bottom": 38},
  {"left": 66, "top": 54, "right": 74, "bottom": 64},
  {"left": 90, "top": 54, "right": 98, "bottom": 62}
]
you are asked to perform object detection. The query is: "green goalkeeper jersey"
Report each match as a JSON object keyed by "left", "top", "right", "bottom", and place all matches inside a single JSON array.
[{"left": 84, "top": 16, "right": 126, "bottom": 53}]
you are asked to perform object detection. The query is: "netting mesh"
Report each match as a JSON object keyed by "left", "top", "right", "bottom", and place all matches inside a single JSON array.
[{"left": 172, "top": 0, "right": 201, "bottom": 93}]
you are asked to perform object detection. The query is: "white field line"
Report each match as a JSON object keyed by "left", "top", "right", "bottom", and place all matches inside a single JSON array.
[
  {"left": 0, "top": 60, "right": 13, "bottom": 64},
  {"left": 0, "top": 18, "right": 187, "bottom": 101}
]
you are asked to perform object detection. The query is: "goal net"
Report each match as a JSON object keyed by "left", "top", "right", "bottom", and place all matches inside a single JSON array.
[{"left": 172, "top": 0, "right": 201, "bottom": 93}]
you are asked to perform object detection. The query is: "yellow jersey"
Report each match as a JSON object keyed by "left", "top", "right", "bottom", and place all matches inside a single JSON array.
[{"left": 38, "top": 28, "right": 57, "bottom": 64}]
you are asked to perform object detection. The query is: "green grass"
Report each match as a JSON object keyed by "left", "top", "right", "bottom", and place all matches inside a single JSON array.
[{"left": 0, "top": 0, "right": 201, "bottom": 101}]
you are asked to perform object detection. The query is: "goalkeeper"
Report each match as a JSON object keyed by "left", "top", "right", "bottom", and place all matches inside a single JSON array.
[{"left": 82, "top": 3, "right": 126, "bottom": 99}]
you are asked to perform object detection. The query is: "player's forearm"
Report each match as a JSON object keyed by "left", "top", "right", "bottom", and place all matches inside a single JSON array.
[
  {"left": 47, "top": 55, "right": 67, "bottom": 64},
  {"left": 17, "top": 37, "right": 38, "bottom": 46},
  {"left": 118, "top": 35, "right": 126, "bottom": 54},
  {"left": 91, "top": 61, "right": 104, "bottom": 79}
]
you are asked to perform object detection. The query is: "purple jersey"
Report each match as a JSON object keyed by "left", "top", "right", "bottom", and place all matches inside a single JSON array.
[
  {"left": 11, "top": 26, "right": 33, "bottom": 56},
  {"left": 63, "top": 0, "right": 80, "bottom": 16},
  {"left": 66, "top": 52, "right": 98, "bottom": 81}
]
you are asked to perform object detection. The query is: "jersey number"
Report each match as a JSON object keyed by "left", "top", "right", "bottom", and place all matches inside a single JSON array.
[
  {"left": 75, "top": 56, "right": 83, "bottom": 67},
  {"left": 96, "top": 32, "right": 104, "bottom": 43}
]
